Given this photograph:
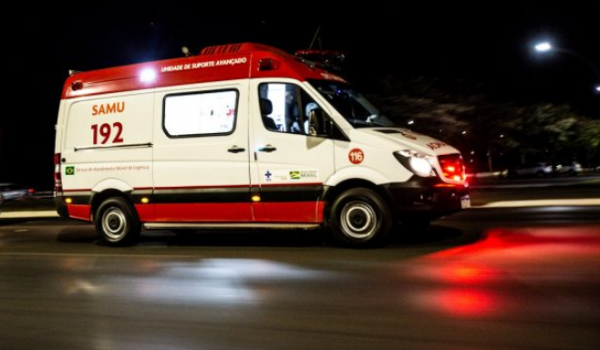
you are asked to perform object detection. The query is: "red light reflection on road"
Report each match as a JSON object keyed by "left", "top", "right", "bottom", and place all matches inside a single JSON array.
[
  {"left": 450, "top": 266, "right": 487, "bottom": 283},
  {"left": 415, "top": 264, "right": 499, "bottom": 284},
  {"left": 409, "top": 263, "right": 503, "bottom": 318},
  {"left": 408, "top": 225, "right": 600, "bottom": 319},
  {"left": 409, "top": 287, "right": 502, "bottom": 318},
  {"left": 437, "top": 289, "right": 498, "bottom": 317},
  {"left": 429, "top": 226, "right": 600, "bottom": 260}
]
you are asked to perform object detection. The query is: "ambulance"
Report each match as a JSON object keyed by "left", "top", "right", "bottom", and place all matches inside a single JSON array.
[{"left": 54, "top": 43, "right": 470, "bottom": 247}]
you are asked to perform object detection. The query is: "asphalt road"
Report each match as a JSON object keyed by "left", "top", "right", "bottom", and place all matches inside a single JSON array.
[{"left": 1, "top": 204, "right": 599, "bottom": 350}]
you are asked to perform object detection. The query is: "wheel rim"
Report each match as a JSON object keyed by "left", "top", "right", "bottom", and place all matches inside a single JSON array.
[
  {"left": 340, "top": 200, "right": 377, "bottom": 239},
  {"left": 102, "top": 207, "right": 127, "bottom": 241}
]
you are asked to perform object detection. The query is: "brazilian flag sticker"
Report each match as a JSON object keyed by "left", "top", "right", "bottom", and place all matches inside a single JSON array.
[
  {"left": 65, "top": 166, "right": 75, "bottom": 176},
  {"left": 289, "top": 171, "right": 301, "bottom": 180}
]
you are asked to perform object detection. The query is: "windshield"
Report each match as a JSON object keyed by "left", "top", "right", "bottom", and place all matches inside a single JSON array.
[{"left": 308, "top": 80, "right": 396, "bottom": 128}]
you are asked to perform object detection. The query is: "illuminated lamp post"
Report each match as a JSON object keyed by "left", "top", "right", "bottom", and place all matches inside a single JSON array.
[{"left": 534, "top": 41, "right": 600, "bottom": 93}]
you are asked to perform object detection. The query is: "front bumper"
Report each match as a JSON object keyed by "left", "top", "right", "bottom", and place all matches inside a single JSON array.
[{"left": 383, "top": 177, "right": 470, "bottom": 222}]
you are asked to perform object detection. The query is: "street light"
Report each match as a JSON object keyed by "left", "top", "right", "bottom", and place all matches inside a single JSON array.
[
  {"left": 533, "top": 41, "right": 600, "bottom": 86},
  {"left": 535, "top": 42, "right": 552, "bottom": 52}
]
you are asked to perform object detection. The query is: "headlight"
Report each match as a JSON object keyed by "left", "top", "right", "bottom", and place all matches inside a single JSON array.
[{"left": 394, "top": 150, "right": 435, "bottom": 177}]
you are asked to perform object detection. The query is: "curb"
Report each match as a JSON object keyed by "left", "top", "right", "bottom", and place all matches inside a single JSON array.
[
  {"left": 0, "top": 211, "right": 59, "bottom": 219},
  {"left": 474, "top": 199, "right": 600, "bottom": 208}
]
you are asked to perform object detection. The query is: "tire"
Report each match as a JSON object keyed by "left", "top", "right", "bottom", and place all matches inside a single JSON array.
[
  {"left": 329, "top": 188, "right": 392, "bottom": 248},
  {"left": 95, "top": 197, "right": 141, "bottom": 246}
]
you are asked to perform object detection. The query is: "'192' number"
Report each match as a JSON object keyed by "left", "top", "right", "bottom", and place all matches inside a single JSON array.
[{"left": 91, "top": 122, "right": 124, "bottom": 145}]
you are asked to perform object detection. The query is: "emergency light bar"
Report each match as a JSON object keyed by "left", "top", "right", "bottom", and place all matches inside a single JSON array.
[{"left": 295, "top": 50, "right": 346, "bottom": 72}]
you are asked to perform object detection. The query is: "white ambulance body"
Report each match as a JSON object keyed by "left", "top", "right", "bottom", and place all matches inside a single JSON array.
[{"left": 54, "top": 43, "right": 470, "bottom": 247}]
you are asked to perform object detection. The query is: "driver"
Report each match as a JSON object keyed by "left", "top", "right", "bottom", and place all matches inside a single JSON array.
[{"left": 304, "top": 102, "right": 319, "bottom": 134}]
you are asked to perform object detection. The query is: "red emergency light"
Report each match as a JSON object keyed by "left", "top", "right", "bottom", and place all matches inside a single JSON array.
[
  {"left": 438, "top": 154, "right": 466, "bottom": 182},
  {"left": 54, "top": 153, "right": 62, "bottom": 192}
]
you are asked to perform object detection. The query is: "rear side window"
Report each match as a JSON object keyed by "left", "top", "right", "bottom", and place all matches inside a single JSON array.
[{"left": 164, "top": 90, "right": 238, "bottom": 137}]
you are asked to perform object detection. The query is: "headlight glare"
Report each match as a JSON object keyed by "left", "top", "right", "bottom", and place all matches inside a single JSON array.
[
  {"left": 410, "top": 156, "right": 433, "bottom": 177},
  {"left": 394, "top": 150, "right": 435, "bottom": 177}
]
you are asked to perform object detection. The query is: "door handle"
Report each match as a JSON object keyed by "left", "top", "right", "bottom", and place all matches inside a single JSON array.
[
  {"left": 258, "top": 144, "right": 277, "bottom": 153},
  {"left": 228, "top": 146, "right": 246, "bottom": 154}
]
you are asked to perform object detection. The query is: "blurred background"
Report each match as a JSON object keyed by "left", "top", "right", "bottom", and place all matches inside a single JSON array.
[{"left": 0, "top": 1, "right": 599, "bottom": 190}]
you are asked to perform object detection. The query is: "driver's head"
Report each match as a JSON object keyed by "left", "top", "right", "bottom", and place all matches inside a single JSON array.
[{"left": 305, "top": 102, "right": 318, "bottom": 117}]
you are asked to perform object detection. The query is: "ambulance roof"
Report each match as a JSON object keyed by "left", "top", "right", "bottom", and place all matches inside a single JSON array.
[{"left": 62, "top": 43, "right": 346, "bottom": 99}]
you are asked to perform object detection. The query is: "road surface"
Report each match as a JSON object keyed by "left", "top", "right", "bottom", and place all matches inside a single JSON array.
[{"left": 0, "top": 204, "right": 599, "bottom": 350}]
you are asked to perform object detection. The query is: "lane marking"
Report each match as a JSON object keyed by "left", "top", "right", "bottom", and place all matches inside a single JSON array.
[{"left": 477, "top": 199, "right": 600, "bottom": 208}]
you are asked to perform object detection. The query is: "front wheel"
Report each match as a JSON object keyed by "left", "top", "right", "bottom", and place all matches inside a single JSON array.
[
  {"left": 95, "top": 197, "right": 141, "bottom": 246},
  {"left": 329, "top": 188, "right": 392, "bottom": 248}
]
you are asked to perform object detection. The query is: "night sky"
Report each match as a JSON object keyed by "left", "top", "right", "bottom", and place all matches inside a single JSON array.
[{"left": 1, "top": 1, "right": 598, "bottom": 190}]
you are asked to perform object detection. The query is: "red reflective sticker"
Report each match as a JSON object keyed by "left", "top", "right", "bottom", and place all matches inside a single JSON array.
[{"left": 349, "top": 149, "right": 365, "bottom": 165}]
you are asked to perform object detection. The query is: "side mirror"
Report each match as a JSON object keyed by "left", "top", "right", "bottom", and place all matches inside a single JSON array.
[
  {"left": 308, "top": 124, "right": 318, "bottom": 137},
  {"left": 308, "top": 108, "right": 329, "bottom": 137}
]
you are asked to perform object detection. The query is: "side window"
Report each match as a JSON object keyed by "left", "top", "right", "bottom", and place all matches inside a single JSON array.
[
  {"left": 164, "top": 90, "right": 238, "bottom": 137},
  {"left": 258, "top": 83, "right": 326, "bottom": 135}
]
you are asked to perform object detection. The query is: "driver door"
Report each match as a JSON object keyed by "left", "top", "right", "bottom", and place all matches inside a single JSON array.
[{"left": 249, "top": 81, "right": 335, "bottom": 223}]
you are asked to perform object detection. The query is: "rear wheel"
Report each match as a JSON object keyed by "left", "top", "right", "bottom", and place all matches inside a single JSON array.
[
  {"left": 95, "top": 197, "right": 141, "bottom": 246},
  {"left": 329, "top": 188, "right": 392, "bottom": 248}
]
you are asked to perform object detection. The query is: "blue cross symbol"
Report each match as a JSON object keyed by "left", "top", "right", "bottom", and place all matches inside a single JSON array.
[{"left": 265, "top": 171, "right": 272, "bottom": 181}]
